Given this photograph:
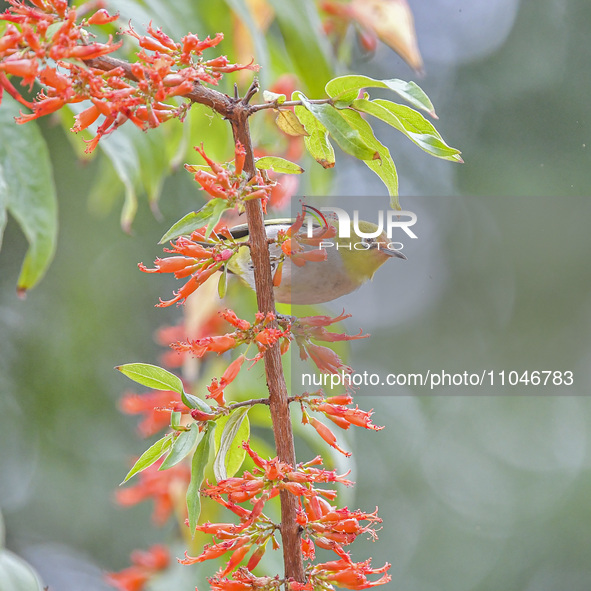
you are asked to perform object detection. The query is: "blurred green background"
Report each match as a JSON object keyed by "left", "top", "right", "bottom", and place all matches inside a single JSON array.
[{"left": 1, "top": 0, "right": 591, "bottom": 590}]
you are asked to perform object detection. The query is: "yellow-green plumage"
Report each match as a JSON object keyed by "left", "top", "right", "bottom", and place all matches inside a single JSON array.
[{"left": 226, "top": 219, "right": 405, "bottom": 304}]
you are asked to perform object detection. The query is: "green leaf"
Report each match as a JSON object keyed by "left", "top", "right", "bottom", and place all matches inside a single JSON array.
[
  {"left": 263, "top": 90, "right": 286, "bottom": 104},
  {"left": 0, "top": 97, "right": 58, "bottom": 294},
  {"left": 182, "top": 391, "right": 212, "bottom": 413},
  {"left": 205, "top": 198, "right": 229, "bottom": 239},
  {"left": 160, "top": 424, "right": 200, "bottom": 470},
  {"left": 325, "top": 75, "right": 437, "bottom": 117},
  {"left": 274, "top": 111, "right": 309, "bottom": 137},
  {"left": 116, "top": 363, "right": 184, "bottom": 394},
  {"left": 0, "top": 549, "right": 44, "bottom": 591},
  {"left": 213, "top": 407, "right": 250, "bottom": 482},
  {"left": 123, "top": 433, "right": 173, "bottom": 482},
  {"left": 170, "top": 411, "right": 184, "bottom": 431},
  {"left": 295, "top": 104, "right": 335, "bottom": 169},
  {"left": 159, "top": 198, "right": 227, "bottom": 244},
  {"left": 338, "top": 109, "right": 400, "bottom": 210},
  {"left": 296, "top": 93, "right": 378, "bottom": 161},
  {"left": 187, "top": 424, "right": 215, "bottom": 533},
  {"left": 255, "top": 156, "right": 304, "bottom": 174},
  {"left": 352, "top": 99, "right": 462, "bottom": 162}
]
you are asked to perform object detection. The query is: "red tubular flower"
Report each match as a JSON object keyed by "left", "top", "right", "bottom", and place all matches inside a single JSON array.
[
  {"left": 116, "top": 459, "right": 191, "bottom": 525},
  {"left": 173, "top": 333, "right": 239, "bottom": 357},
  {"left": 234, "top": 141, "right": 246, "bottom": 175},
  {"left": 206, "top": 354, "right": 246, "bottom": 405},
  {"left": 315, "top": 557, "right": 392, "bottom": 590},
  {"left": 139, "top": 256, "right": 200, "bottom": 277},
  {"left": 88, "top": 9, "right": 119, "bottom": 25},
  {"left": 302, "top": 342, "right": 352, "bottom": 375},
  {"left": 311, "top": 401, "right": 384, "bottom": 431},
  {"left": 308, "top": 417, "right": 351, "bottom": 457},
  {"left": 0, "top": 58, "right": 39, "bottom": 85},
  {"left": 16, "top": 95, "right": 65, "bottom": 123},
  {"left": 246, "top": 543, "right": 267, "bottom": 571},
  {"left": 156, "top": 262, "right": 223, "bottom": 307},
  {"left": 147, "top": 22, "right": 179, "bottom": 51},
  {"left": 220, "top": 309, "right": 251, "bottom": 330},
  {"left": 220, "top": 543, "right": 252, "bottom": 577},
  {"left": 105, "top": 545, "right": 169, "bottom": 591},
  {"left": 126, "top": 24, "right": 173, "bottom": 53},
  {"left": 0, "top": 72, "right": 34, "bottom": 107},
  {"left": 70, "top": 103, "right": 99, "bottom": 132},
  {"left": 67, "top": 39, "right": 123, "bottom": 59},
  {"left": 178, "top": 538, "right": 241, "bottom": 565}
]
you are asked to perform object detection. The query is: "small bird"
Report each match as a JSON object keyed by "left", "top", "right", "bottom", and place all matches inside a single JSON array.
[{"left": 226, "top": 217, "right": 406, "bottom": 305}]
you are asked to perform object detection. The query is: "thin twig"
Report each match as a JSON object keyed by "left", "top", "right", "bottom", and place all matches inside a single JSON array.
[
  {"left": 248, "top": 97, "right": 334, "bottom": 113},
  {"left": 227, "top": 397, "right": 270, "bottom": 410},
  {"left": 242, "top": 77, "right": 260, "bottom": 105}
]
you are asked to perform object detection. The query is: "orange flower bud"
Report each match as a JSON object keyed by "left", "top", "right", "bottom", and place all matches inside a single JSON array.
[
  {"left": 88, "top": 9, "right": 119, "bottom": 25},
  {"left": 309, "top": 418, "right": 351, "bottom": 457}
]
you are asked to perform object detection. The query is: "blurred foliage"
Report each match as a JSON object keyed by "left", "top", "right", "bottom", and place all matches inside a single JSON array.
[{"left": 1, "top": 0, "right": 591, "bottom": 590}]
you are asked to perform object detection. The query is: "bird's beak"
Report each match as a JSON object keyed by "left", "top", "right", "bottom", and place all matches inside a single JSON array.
[{"left": 383, "top": 247, "right": 407, "bottom": 260}]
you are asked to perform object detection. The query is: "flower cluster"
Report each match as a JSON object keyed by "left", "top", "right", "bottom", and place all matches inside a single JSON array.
[
  {"left": 172, "top": 309, "right": 288, "bottom": 361},
  {"left": 0, "top": 1, "right": 258, "bottom": 152},
  {"left": 105, "top": 544, "right": 170, "bottom": 591},
  {"left": 304, "top": 555, "right": 391, "bottom": 591},
  {"left": 297, "top": 391, "right": 384, "bottom": 457},
  {"left": 306, "top": 392, "right": 383, "bottom": 431},
  {"left": 139, "top": 225, "right": 237, "bottom": 307},
  {"left": 179, "top": 442, "right": 389, "bottom": 590},
  {"left": 291, "top": 311, "right": 368, "bottom": 375},
  {"left": 186, "top": 143, "right": 275, "bottom": 213}
]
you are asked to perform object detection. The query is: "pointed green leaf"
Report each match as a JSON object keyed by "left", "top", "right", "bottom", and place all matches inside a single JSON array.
[
  {"left": 160, "top": 424, "right": 200, "bottom": 470},
  {"left": 213, "top": 407, "right": 250, "bottom": 482},
  {"left": 0, "top": 97, "right": 57, "bottom": 294},
  {"left": 159, "top": 198, "right": 228, "bottom": 244},
  {"left": 295, "top": 104, "right": 335, "bottom": 168},
  {"left": 116, "top": 363, "right": 184, "bottom": 394},
  {"left": 296, "top": 93, "right": 378, "bottom": 161},
  {"left": 0, "top": 549, "right": 44, "bottom": 591},
  {"left": 352, "top": 99, "right": 462, "bottom": 162},
  {"left": 187, "top": 424, "right": 215, "bottom": 533},
  {"left": 123, "top": 434, "right": 173, "bottom": 483},
  {"left": 325, "top": 75, "right": 436, "bottom": 117},
  {"left": 338, "top": 109, "right": 400, "bottom": 210},
  {"left": 255, "top": 156, "right": 304, "bottom": 174},
  {"left": 274, "top": 111, "right": 309, "bottom": 137},
  {"left": 182, "top": 391, "right": 213, "bottom": 413}
]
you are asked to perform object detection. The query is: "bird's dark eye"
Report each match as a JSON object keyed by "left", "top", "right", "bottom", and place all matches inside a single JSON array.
[{"left": 363, "top": 237, "right": 375, "bottom": 244}]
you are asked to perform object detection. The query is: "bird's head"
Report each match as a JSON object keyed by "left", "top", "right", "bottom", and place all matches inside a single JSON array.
[{"left": 335, "top": 220, "right": 407, "bottom": 282}]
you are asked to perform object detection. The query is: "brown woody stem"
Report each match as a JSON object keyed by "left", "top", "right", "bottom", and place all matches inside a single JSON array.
[
  {"left": 85, "top": 56, "right": 305, "bottom": 583},
  {"left": 230, "top": 101, "right": 305, "bottom": 585}
]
